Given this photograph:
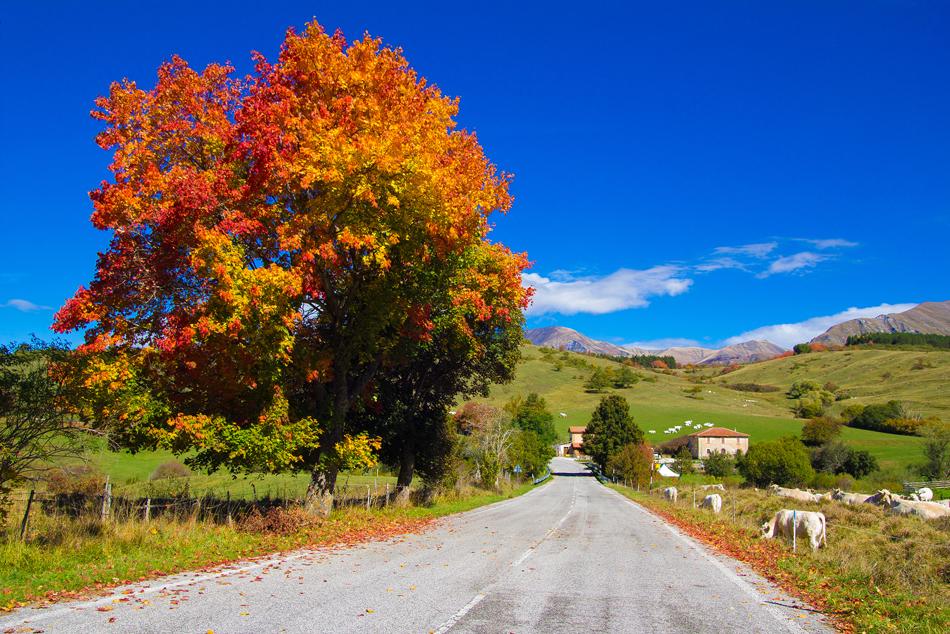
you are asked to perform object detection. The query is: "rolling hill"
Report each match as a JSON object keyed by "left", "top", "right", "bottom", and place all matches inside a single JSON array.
[
  {"left": 475, "top": 345, "right": 930, "bottom": 471},
  {"left": 707, "top": 346, "right": 950, "bottom": 421}
]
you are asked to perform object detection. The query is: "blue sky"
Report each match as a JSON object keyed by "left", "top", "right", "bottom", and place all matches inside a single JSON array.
[{"left": 1, "top": 1, "right": 947, "bottom": 349}]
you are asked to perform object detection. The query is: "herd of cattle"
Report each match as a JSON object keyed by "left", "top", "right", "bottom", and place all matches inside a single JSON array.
[{"left": 660, "top": 483, "right": 949, "bottom": 551}]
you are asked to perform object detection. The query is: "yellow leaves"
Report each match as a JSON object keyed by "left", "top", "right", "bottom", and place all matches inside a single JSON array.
[{"left": 333, "top": 432, "right": 382, "bottom": 471}]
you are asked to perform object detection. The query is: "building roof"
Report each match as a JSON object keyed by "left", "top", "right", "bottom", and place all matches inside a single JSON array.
[
  {"left": 689, "top": 427, "right": 749, "bottom": 438},
  {"left": 569, "top": 426, "right": 587, "bottom": 434}
]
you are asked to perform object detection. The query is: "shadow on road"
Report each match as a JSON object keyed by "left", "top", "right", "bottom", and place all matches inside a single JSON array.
[{"left": 550, "top": 469, "right": 593, "bottom": 477}]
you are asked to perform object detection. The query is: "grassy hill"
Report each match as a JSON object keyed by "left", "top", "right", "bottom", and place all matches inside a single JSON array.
[
  {"left": 707, "top": 347, "right": 950, "bottom": 420},
  {"left": 476, "top": 346, "right": 933, "bottom": 471}
]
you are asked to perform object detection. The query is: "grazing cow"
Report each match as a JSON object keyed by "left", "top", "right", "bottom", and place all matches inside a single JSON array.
[
  {"left": 700, "top": 493, "right": 722, "bottom": 513},
  {"left": 700, "top": 483, "right": 725, "bottom": 491},
  {"left": 915, "top": 487, "right": 934, "bottom": 502},
  {"left": 886, "top": 499, "right": 950, "bottom": 520},
  {"left": 831, "top": 489, "right": 870, "bottom": 505},
  {"left": 663, "top": 487, "right": 678, "bottom": 503},
  {"left": 760, "top": 509, "right": 827, "bottom": 550},
  {"left": 768, "top": 484, "right": 821, "bottom": 503},
  {"left": 864, "top": 489, "right": 897, "bottom": 506}
]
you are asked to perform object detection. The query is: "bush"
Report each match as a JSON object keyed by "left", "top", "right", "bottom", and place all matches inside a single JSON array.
[
  {"left": 673, "top": 447, "right": 695, "bottom": 475},
  {"left": 737, "top": 437, "right": 814, "bottom": 487},
  {"left": 847, "top": 401, "right": 931, "bottom": 435},
  {"left": 150, "top": 460, "right": 192, "bottom": 481},
  {"left": 725, "top": 383, "right": 781, "bottom": 393},
  {"left": 44, "top": 465, "right": 107, "bottom": 496},
  {"left": 795, "top": 396, "right": 827, "bottom": 419},
  {"left": 239, "top": 506, "right": 319, "bottom": 535},
  {"left": 920, "top": 422, "right": 950, "bottom": 480},
  {"left": 702, "top": 451, "right": 735, "bottom": 477},
  {"left": 801, "top": 416, "right": 842, "bottom": 446},
  {"left": 810, "top": 441, "right": 879, "bottom": 478}
]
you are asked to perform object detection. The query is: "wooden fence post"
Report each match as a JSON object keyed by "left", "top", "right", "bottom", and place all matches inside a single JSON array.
[
  {"left": 144, "top": 497, "right": 151, "bottom": 522},
  {"left": 101, "top": 476, "right": 112, "bottom": 522},
  {"left": 385, "top": 483, "right": 390, "bottom": 506},
  {"left": 226, "top": 491, "right": 232, "bottom": 526},
  {"left": 366, "top": 485, "right": 371, "bottom": 511},
  {"left": 19, "top": 489, "right": 35, "bottom": 541}
]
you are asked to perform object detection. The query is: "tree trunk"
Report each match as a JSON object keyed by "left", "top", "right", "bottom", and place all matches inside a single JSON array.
[
  {"left": 306, "top": 464, "right": 338, "bottom": 517},
  {"left": 394, "top": 447, "right": 415, "bottom": 506}
]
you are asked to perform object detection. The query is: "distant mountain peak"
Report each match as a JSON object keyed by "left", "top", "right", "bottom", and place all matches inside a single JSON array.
[{"left": 810, "top": 300, "right": 950, "bottom": 345}]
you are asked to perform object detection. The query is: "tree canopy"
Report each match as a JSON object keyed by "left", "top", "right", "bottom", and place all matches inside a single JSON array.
[
  {"left": 583, "top": 395, "right": 643, "bottom": 471},
  {"left": 53, "top": 22, "right": 531, "bottom": 510}
]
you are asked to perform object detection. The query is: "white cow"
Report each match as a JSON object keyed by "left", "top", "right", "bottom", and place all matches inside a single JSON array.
[
  {"left": 761, "top": 509, "right": 827, "bottom": 550},
  {"left": 915, "top": 487, "right": 934, "bottom": 502},
  {"left": 700, "top": 483, "right": 725, "bottom": 491},
  {"left": 663, "top": 487, "right": 678, "bottom": 503},
  {"left": 831, "top": 489, "right": 870, "bottom": 505},
  {"left": 700, "top": 493, "right": 722, "bottom": 513},
  {"left": 768, "top": 484, "right": 822, "bottom": 503},
  {"left": 886, "top": 499, "right": 950, "bottom": 520},
  {"left": 648, "top": 430, "right": 656, "bottom": 434}
]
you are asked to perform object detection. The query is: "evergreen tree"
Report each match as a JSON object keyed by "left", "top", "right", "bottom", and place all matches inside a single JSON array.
[{"left": 584, "top": 395, "right": 643, "bottom": 471}]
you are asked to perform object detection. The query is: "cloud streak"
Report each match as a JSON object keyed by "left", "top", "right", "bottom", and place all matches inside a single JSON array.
[
  {"left": 713, "top": 242, "right": 777, "bottom": 258},
  {"left": 722, "top": 302, "right": 917, "bottom": 349},
  {"left": 525, "top": 266, "right": 692, "bottom": 316},
  {"left": 757, "top": 251, "right": 828, "bottom": 277},
  {"left": 1, "top": 298, "right": 51, "bottom": 312}
]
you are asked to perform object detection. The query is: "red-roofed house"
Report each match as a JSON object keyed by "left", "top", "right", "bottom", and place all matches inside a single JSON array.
[
  {"left": 568, "top": 426, "right": 587, "bottom": 456},
  {"left": 687, "top": 427, "right": 749, "bottom": 459}
]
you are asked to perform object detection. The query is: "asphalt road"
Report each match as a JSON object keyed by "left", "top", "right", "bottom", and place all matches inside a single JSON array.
[{"left": 0, "top": 458, "right": 832, "bottom": 633}]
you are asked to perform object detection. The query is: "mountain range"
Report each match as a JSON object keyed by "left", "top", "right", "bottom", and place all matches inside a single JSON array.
[
  {"left": 810, "top": 300, "right": 950, "bottom": 345},
  {"left": 526, "top": 299, "right": 950, "bottom": 365},
  {"left": 524, "top": 326, "right": 784, "bottom": 365}
]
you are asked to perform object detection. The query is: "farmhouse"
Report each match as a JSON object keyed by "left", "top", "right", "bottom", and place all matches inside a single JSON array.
[
  {"left": 568, "top": 426, "right": 587, "bottom": 456},
  {"left": 687, "top": 427, "right": 749, "bottom": 459}
]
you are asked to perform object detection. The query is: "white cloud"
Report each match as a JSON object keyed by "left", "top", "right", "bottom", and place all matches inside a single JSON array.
[
  {"left": 799, "top": 238, "right": 859, "bottom": 249},
  {"left": 722, "top": 302, "right": 918, "bottom": 349},
  {"left": 1, "top": 298, "right": 51, "bottom": 312},
  {"left": 525, "top": 266, "right": 692, "bottom": 316},
  {"left": 713, "top": 242, "right": 777, "bottom": 258},
  {"left": 758, "top": 251, "right": 828, "bottom": 277},
  {"left": 695, "top": 257, "right": 748, "bottom": 273},
  {"left": 624, "top": 337, "right": 702, "bottom": 350}
]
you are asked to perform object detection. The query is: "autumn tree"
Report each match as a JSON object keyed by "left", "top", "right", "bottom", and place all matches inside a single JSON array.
[{"left": 53, "top": 22, "right": 528, "bottom": 513}]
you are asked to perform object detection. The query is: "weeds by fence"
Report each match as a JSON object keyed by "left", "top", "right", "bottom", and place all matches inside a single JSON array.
[{"left": 6, "top": 480, "right": 412, "bottom": 542}]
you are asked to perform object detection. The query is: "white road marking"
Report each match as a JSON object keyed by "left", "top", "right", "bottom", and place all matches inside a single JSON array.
[
  {"left": 510, "top": 480, "right": 576, "bottom": 568},
  {"left": 433, "top": 593, "right": 486, "bottom": 634}
]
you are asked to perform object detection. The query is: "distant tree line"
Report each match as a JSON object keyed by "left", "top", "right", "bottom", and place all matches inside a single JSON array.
[{"left": 846, "top": 332, "right": 950, "bottom": 349}]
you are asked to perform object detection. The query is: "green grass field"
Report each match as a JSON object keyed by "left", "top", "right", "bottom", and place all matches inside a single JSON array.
[
  {"left": 476, "top": 346, "right": 932, "bottom": 470},
  {"left": 706, "top": 347, "right": 950, "bottom": 420}
]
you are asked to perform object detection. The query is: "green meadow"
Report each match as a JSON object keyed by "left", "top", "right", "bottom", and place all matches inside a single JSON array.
[{"left": 477, "top": 345, "right": 936, "bottom": 471}]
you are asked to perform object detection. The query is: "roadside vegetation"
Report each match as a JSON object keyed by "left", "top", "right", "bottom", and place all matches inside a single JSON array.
[
  {"left": 612, "top": 484, "right": 950, "bottom": 633},
  {"left": 0, "top": 480, "right": 543, "bottom": 611}
]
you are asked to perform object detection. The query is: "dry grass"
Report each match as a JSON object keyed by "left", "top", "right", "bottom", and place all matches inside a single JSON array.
[{"left": 616, "top": 483, "right": 950, "bottom": 633}]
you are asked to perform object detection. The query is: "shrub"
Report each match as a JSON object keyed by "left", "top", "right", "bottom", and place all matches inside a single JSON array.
[
  {"left": 150, "top": 460, "right": 192, "bottom": 481},
  {"left": 920, "top": 422, "right": 950, "bottom": 480},
  {"left": 794, "top": 396, "right": 826, "bottom": 419},
  {"left": 239, "top": 506, "right": 319, "bottom": 535},
  {"left": 847, "top": 401, "right": 930, "bottom": 435},
  {"left": 737, "top": 437, "right": 814, "bottom": 487},
  {"left": 801, "top": 416, "right": 842, "bottom": 446},
  {"left": 725, "top": 383, "right": 781, "bottom": 393},
  {"left": 584, "top": 367, "right": 611, "bottom": 393},
  {"left": 44, "top": 465, "right": 107, "bottom": 495},
  {"left": 673, "top": 447, "right": 695, "bottom": 475},
  {"left": 793, "top": 343, "right": 811, "bottom": 355},
  {"left": 703, "top": 451, "right": 735, "bottom": 477},
  {"left": 810, "top": 441, "right": 879, "bottom": 478}
]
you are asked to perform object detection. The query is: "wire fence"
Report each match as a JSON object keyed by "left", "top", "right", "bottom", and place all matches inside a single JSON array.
[{"left": 4, "top": 480, "right": 411, "bottom": 541}]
